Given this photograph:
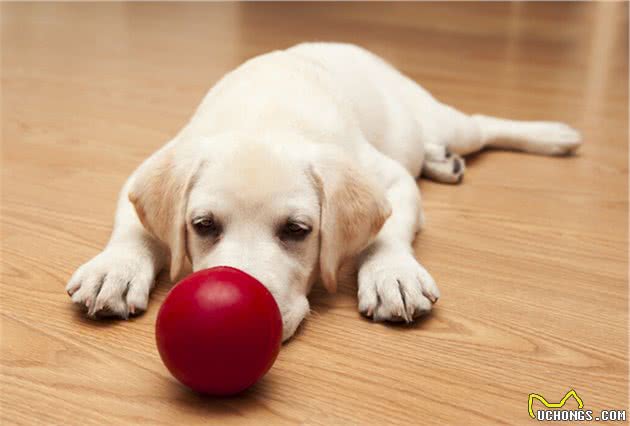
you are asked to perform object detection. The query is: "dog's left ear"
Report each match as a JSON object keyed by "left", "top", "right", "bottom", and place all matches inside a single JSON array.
[
  {"left": 128, "top": 144, "right": 201, "bottom": 282},
  {"left": 310, "top": 147, "right": 391, "bottom": 293}
]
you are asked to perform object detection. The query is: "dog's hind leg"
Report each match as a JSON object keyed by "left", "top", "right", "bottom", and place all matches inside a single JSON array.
[
  {"left": 420, "top": 102, "right": 581, "bottom": 183},
  {"left": 424, "top": 102, "right": 582, "bottom": 157},
  {"left": 469, "top": 114, "right": 582, "bottom": 156}
]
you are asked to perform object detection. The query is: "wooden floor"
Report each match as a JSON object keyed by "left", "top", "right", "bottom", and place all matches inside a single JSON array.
[{"left": 1, "top": 3, "right": 628, "bottom": 425}]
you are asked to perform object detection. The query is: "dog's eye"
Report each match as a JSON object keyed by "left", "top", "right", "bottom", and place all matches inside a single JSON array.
[
  {"left": 279, "top": 221, "right": 311, "bottom": 242},
  {"left": 192, "top": 216, "right": 221, "bottom": 237}
]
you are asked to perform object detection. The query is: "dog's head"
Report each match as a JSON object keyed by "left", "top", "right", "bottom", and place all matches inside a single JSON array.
[{"left": 129, "top": 134, "right": 390, "bottom": 340}]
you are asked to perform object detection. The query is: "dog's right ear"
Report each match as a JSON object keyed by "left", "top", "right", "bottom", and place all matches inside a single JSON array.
[{"left": 128, "top": 144, "right": 200, "bottom": 282}]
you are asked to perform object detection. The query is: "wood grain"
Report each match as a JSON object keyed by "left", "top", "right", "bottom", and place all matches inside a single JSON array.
[{"left": 1, "top": 2, "right": 628, "bottom": 425}]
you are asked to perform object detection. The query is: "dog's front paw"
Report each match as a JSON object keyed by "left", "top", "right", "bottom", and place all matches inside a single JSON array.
[
  {"left": 65, "top": 245, "right": 157, "bottom": 318},
  {"left": 357, "top": 250, "right": 440, "bottom": 322}
]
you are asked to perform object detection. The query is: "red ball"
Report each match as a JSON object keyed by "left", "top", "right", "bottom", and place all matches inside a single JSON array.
[{"left": 155, "top": 266, "right": 282, "bottom": 395}]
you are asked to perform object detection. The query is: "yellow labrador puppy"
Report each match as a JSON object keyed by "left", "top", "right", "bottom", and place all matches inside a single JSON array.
[{"left": 66, "top": 43, "right": 581, "bottom": 340}]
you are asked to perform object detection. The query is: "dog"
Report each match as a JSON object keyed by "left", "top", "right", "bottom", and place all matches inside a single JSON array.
[{"left": 66, "top": 43, "right": 581, "bottom": 341}]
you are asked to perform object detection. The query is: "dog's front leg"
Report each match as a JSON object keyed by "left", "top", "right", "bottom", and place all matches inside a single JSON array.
[
  {"left": 357, "top": 151, "right": 440, "bottom": 322},
  {"left": 65, "top": 173, "right": 168, "bottom": 318}
]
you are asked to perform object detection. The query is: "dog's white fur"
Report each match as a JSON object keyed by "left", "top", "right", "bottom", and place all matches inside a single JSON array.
[{"left": 66, "top": 43, "right": 581, "bottom": 341}]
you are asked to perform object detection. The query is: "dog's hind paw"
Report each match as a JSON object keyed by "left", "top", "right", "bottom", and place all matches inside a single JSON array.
[{"left": 421, "top": 149, "right": 465, "bottom": 184}]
